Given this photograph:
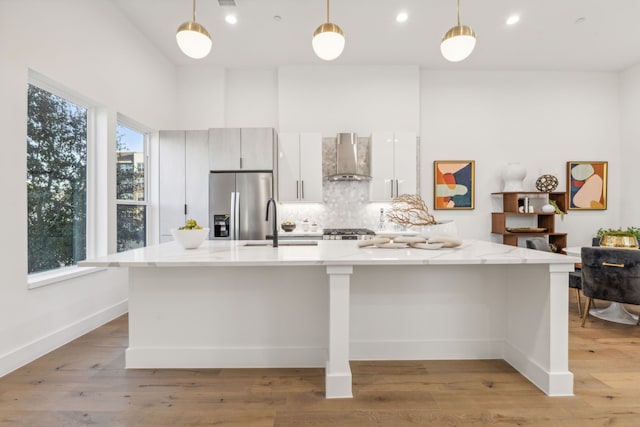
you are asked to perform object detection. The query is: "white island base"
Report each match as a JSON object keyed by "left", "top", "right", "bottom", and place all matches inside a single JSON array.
[{"left": 82, "top": 240, "right": 576, "bottom": 398}]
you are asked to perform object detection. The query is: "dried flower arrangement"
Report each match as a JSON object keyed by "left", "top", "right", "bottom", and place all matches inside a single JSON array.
[{"left": 386, "top": 194, "right": 437, "bottom": 227}]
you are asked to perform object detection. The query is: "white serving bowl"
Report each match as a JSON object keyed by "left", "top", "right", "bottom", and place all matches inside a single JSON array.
[{"left": 170, "top": 228, "right": 210, "bottom": 249}]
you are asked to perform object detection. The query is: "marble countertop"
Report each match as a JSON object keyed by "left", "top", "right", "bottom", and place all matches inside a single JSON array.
[{"left": 79, "top": 240, "right": 579, "bottom": 268}]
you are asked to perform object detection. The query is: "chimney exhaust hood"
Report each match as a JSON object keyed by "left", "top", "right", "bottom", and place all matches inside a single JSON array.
[{"left": 325, "top": 133, "right": 371, "bottom": 181}]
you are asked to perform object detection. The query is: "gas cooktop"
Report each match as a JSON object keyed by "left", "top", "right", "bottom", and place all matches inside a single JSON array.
[{"left": 322, "top": 228, "right": 375, "bottom": 240}]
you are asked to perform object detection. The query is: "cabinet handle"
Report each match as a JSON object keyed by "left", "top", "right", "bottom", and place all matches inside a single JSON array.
[
  {"left": 301, "top": 180, "right": 305, "bottom": 199},
  {"left": 296, "top": 180, "right": 299, "bottom": 199},
  {"left": 184, "top": 204, "right": 187, "bottom": 215},
  {"left": 395, "top": 180, "right": 399, "bottom": 198},
  {"left": 240, "top": 157, "right": 243, "bottom": 169},
  {"left": 390, "top": 180, "right": 394, "bottom": 198}
]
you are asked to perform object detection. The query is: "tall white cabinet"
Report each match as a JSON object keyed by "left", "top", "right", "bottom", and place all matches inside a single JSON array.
[
  {"left": 277, "top": 132, "right": 323, "bottom": 202},
  {"left": 370, "top": 131, "right": 417, "bottom": 201},
  {"left": 209, "top": 128, "right": 275, "bottom": 171},
  {"left": 159, "top": 130, "right": 209, "bottom": 243}
]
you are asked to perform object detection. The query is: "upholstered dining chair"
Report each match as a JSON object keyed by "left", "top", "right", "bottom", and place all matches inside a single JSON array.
[
  {"left": 526, "top": 237, "right": 583, "bottom": 316},
  {"left": 580, "top": 247, "right": 640, "bottom": 327}
]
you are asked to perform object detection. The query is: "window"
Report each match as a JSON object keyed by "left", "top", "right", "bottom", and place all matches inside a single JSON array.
[
  {"left": 116, "top": 122, "right": 147, "bottom": 252},
  {"left": 27, "top": 84, "right": 88, "bottom": 274}
]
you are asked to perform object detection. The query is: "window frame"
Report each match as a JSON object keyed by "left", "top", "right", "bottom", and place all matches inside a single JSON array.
[
  {"left": 27, "top": 71, "right": 101, "bottom": 289},
  {"left": 115, "top": 115, "right": 150, "bottom": 252}
]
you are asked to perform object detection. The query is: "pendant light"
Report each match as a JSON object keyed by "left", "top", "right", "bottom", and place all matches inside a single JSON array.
[
  {"left": 312, "top": 0, "right": 345, "bottom": 61},
  {"left": 176, "top": 0, "right": 212, "bottom": 59},
  {"left": 440, "top": 0, "right": 476, "bottom": 62}
]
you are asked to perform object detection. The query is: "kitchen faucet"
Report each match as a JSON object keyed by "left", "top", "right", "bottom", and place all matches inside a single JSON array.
[{"left": 265, "top": 198, "right": 278, "bottom": 247}]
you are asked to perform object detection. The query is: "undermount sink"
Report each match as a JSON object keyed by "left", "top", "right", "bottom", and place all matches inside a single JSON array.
[{"left": 243, "top": 240, "right": 319, "bottom": 247}]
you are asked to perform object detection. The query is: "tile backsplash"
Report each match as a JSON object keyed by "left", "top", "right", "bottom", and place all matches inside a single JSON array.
[{"left": 279, "top": 180, "right": 390, "bottom": 230}]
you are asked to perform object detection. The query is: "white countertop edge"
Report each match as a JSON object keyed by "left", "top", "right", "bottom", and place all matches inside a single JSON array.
[{"left": 78, "top": 239, "right": 578, "bottom": 269}]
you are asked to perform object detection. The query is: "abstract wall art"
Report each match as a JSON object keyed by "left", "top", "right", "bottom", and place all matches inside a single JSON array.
[
  {"left": 434, "top": 160, "right": 475, "bottom": 210},
  {"left": 567, "top": 161, "right": 608, "bottom": 210}
]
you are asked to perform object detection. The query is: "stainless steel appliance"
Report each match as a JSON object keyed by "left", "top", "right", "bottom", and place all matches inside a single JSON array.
[
  {"left": 322, "top": 228, "right": 376, "bottom": 240},
  {"left": 209, "top": 171, "right": 273, "bottom": 240},
  {"left": 324, "top": 133, "right": 371, "bottom": 181}
]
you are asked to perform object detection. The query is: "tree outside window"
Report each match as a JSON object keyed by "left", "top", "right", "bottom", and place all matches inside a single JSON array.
[{"left": 27, "top": 84, "right": 87, "bottom": 274}]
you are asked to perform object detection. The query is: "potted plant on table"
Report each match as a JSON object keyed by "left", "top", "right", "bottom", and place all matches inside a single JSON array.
[{"left": 595, "top": 227, "right": 640, "bottom": 249}]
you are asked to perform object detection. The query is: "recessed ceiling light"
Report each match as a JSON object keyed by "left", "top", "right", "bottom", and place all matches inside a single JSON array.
[
  {"left": 575, "top": 17, "right": 586, "bottom": 24},
  {"left": 225, "top": 14, "right": 238, "bottom": 25},
  {"left": 273, "top": 15, "right": 282, "bottom": 22},
  {"left": 396, "top": 12, "right": 408, "bottom": 23},
  {"left": 506, "top": 15, "right": 520, "bottom": 26}
]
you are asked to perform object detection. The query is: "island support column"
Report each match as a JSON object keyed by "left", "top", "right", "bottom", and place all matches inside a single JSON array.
[{"left": 325, "top": 265, "right": 353, "bottom": 398}]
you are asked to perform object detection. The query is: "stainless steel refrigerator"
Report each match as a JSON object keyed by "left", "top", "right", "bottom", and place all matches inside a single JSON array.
[{"left": 209, "top": 171, "right": 273, "bottom": 240}]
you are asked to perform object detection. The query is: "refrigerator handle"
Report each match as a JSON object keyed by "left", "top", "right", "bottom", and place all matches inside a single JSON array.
[
  {"left": 230, "top": 192, "right": 236, "bottom": 240},
  {"left": 234, "top": 191, "right": 241, "bottom": 240}
]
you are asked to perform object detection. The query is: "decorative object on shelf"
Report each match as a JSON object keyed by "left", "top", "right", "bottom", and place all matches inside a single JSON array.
[
  {"left": 301, "top": 219, "right": 310, "bottom": 232},
  {"left": 176, "top": 0, "right": 212, "bottom": 59},
  {"left": 547, "top": 199, "right": 566, "bottom": 220},
  {"left": 281, "top": 220, "right": 296, "bottom": 232},
  {"left": 535, "top": 174, "right": 559, "bottom": 192},
  {"left": 434, "top": 160, "right": 475, "bottom": 209},
  {"left": 501, "top": 162, "right": 526, "bottom": 192},
  {"left": 386, "top": 194, "right": 436, "bottom": 227},
  {"left": 440, "top": 0, "right": 476, "bottom": 62},
  {"left": 567, "top": 161, "right": 608, "bottom": 210},
  {"left": 506, "top": 227, "right": 547, "bottom": 233},
  {"left": 312, "top": 0, "right": 345, "bottom": 61},
  {"left": 542, "top": 203, "right": 556, "bottom": 213},
  {"left": 171, "top": 219, "right": 209, "bottom": 249}
]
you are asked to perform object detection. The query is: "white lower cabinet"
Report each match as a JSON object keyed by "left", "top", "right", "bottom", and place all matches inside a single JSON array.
[
  {"left": 370, "top": 131, "right": 417, "bottom": 201},
  {"left": 278, "top": 132, "right": 323, "bottom": 202},
  {"left": 159, "top": 130, "right": 209, "bottom": 242}
]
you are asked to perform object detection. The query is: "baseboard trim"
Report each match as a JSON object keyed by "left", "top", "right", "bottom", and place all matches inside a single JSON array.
[{"left": 0, "top": 300, "right": 128, "bottom": 378}]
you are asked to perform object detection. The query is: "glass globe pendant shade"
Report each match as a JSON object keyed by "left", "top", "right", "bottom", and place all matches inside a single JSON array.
[
  {"left": 176, "top": 21, "right": 212, "bottom": 59},
  {"left": 440, "top": 25, "right": 476, "bottom": 62},
  {"left": 312, "top": 23, "right": 345, "bottom": 61}
]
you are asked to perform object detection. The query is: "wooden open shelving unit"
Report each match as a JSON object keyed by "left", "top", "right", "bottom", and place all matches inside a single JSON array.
[{"left": 491, "top": 192, "right": 568, "bottom": 251}]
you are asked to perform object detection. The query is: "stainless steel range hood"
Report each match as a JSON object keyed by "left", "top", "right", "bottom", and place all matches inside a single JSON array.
[{"left": 325, "top": 133, "right": 371, "bottom": 181}]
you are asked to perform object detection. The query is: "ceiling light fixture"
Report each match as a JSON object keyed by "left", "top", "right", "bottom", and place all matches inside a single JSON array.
[
  {"left": 225, "top": 14, "right": 238, "bottom": 25},
  {"left": 440, "top": 0, "right": 476, "bottom": 62},
  {"left": 176, "top": 0, "right": 212, "bottom": 59},
  {"left": 396, "top": 12, "right": 409, "bottom": 23},
  {"left": 506, "top": 15, "right": 520, "bottom": 26},
  {"left": 312, "top": 0, "right": 345, "bottom": 61}
]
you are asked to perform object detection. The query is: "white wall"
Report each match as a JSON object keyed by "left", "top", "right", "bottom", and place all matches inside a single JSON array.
[
  {"left": 177, "top": 65, "right": 226, "bottom": 129},
  {"left": 278, "top": 66, "right": 420, "bottom": 134},
  {"left": 420, "top": 71, "right": 621, "bottom": 246},
  {"left": 0, "top": 0, "right": 178, "bottom": 376},
  {"left": 225, "top": 69, "right": 279, "bottom": 128},
  {"left": 619, "top": 65, "right": 640, "bottom": 228}
]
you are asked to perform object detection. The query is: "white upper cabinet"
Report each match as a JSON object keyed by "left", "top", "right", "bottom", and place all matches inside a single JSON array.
[
  {"left": 159, "top": 130, "right": 209, "bottom": 242},
  {"left": 277, "top": 132, "right": 323, "bottom": 202},
  {"left": 209, "top": 128, "right": 275, "bottom": 171},
  {"left": 370, "top": 131, "right": 417, "bottom": 201}
]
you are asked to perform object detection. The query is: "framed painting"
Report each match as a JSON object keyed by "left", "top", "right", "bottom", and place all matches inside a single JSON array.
[
  {"left": 434, "top": 160, "right": 475, "bottom": 209},
  {"left": 567, "top": 161, "right": 608, "bottom": 210}
]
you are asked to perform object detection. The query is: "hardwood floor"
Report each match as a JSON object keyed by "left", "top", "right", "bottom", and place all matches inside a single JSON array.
[{"left": 2, "top": 297, "right": 640, "bottom": 427}]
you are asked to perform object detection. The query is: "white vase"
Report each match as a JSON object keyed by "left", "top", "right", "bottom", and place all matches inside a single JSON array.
[
  {"left": 502, "top": 163, "right": 526, "bottom": 192},
  {"left": 421, "top": 220, "right": 458, "bottom": 238},
  {"left": 542, "top": 203, "right": 556, "bottom": 213}
]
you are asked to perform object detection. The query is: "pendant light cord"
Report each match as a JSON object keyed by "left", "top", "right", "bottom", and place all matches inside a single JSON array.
[
  {"left": 456, "top": 0, "right": 461, "bottom": 26},
  {"left": 326, "top": 0, "right": 331, "bottom": 23},
  {"left": 192, "top": 0, "right": 197, "bottom": 22}
]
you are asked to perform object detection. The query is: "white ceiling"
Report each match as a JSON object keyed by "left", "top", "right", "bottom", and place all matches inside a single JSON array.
[{"left": 112, "top": 0, "right": 640, "bottom": 71}]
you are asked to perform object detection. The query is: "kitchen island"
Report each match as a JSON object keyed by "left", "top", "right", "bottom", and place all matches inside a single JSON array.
[{"left": 80, "top": 239, "right": 578, "bottom": 398}]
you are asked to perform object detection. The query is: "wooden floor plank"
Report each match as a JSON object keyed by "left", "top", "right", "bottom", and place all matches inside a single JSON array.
[{"left": 1, "top": 294, "right": 640, "bottom": 426}]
